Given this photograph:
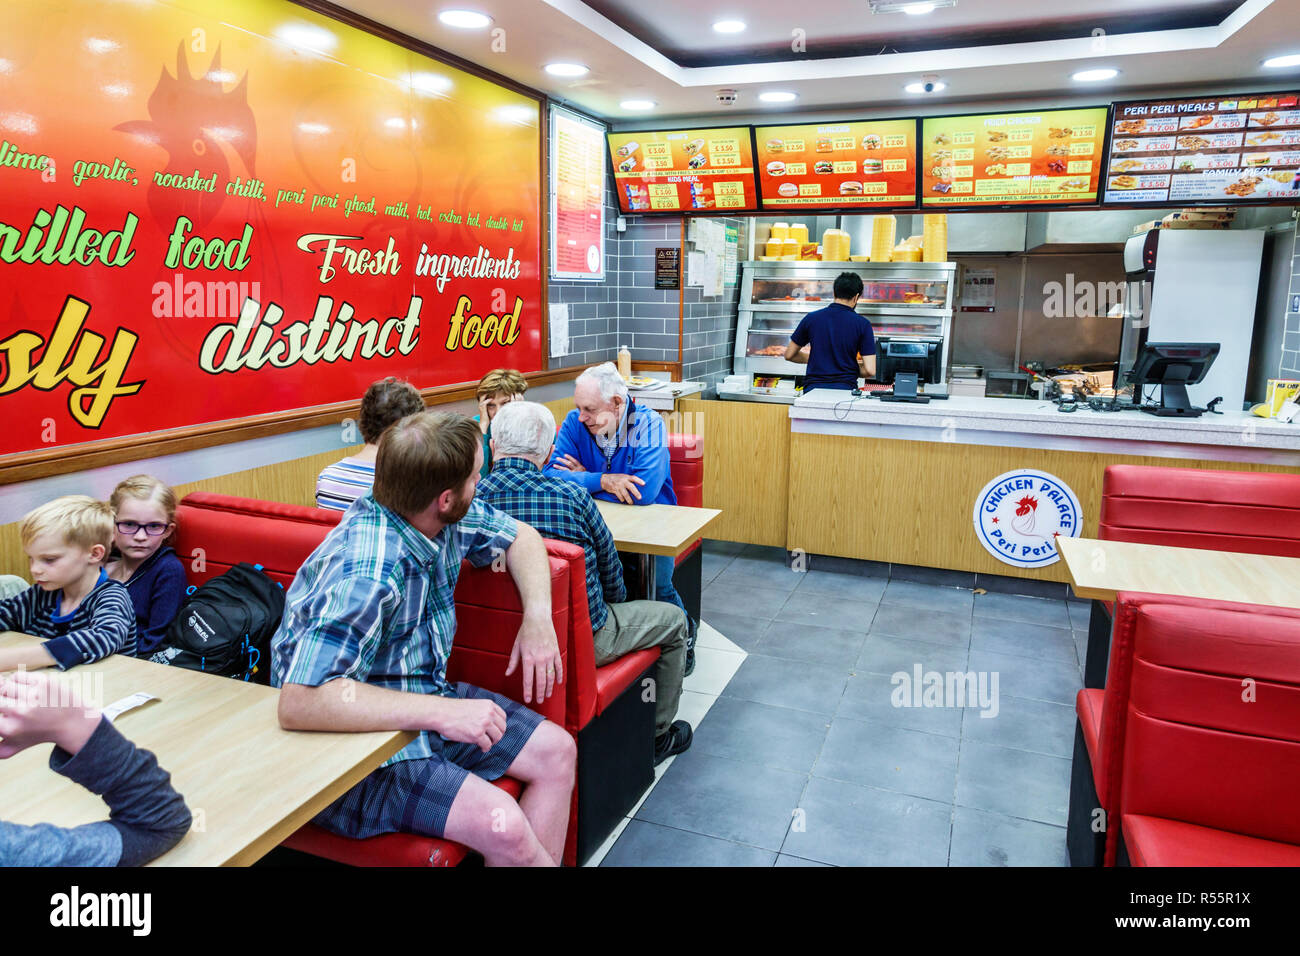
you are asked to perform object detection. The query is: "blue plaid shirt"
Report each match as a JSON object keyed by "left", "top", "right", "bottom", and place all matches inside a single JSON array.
[
  {"left": 271, "top": 493, "right": 518, "bottom": 765},
  {"left": 477, "top": 456, "right": 626, "bottom": 631}
]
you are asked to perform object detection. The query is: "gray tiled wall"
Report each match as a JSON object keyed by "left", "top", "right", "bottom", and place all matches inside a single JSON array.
[
  {"left": 545, "top": 186, "right": 745, "bottom": 384},
  {"left": 1280, "top": 227, "right": 1300, "bottom": 378}
]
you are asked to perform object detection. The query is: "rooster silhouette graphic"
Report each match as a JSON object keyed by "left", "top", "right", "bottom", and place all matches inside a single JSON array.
[
  {"left": 114, "top": 44, "right": 257, "bottom": 230},
  {"left": 1010, "top": 495, "right": 1041, "bottom": 539}
]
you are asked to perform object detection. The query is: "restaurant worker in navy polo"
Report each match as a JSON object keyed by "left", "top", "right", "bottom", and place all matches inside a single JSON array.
[{"left": 783, "top": 271, "right": 877, "bottom": 392}]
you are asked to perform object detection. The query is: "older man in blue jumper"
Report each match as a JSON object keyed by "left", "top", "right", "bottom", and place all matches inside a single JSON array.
[{"left": 546, "top": 362, "right": 699, "bottom": 675}]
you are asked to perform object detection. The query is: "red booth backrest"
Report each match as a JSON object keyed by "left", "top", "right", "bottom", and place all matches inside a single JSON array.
[
  {"left": 1100, "top": 465, "right": 1300, "bottom": 557},
  {"left": 668, "top": 433, "right": 703, "bottom": 509},
  {"left": 1120, "top": 600, "right": 1300, "bottom": 846}
]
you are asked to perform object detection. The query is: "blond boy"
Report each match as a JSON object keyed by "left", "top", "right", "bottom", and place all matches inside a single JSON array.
[{"left": 0, "top": 496, "right": 137, "bottom": 671}]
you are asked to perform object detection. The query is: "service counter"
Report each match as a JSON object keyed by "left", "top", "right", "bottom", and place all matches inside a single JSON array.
[{"left": 681, "top": 391, "right": 1300, "bottom": 584}]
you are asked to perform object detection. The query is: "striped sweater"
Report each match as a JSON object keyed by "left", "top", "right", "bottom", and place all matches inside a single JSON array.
[
  {"left": 315, "top": 457, "right": 376, "bottom": 513},
  {"left": 0, "top": 570, "right": 137, "bottom": 668}
]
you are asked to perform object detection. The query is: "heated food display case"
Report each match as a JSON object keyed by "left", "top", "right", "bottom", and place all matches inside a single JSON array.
[{"left": 724, "top": 260, "right": 958, "bottom": 402}]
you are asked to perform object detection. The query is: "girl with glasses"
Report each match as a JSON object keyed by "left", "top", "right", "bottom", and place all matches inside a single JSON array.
[{"left": 106, "top": 476, "right": 186, "bottom": 657}]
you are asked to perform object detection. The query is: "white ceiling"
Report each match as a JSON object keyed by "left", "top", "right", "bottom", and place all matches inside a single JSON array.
[{"left": 327, "top": 0, "right": 1300, "bottom": 123}]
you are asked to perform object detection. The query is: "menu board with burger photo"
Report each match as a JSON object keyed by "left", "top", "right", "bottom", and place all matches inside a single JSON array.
[
  {"left": 607, "top": 127, "right": 758, "bottom": 214},
  {"left": 1104, "top": 92, "right": 1300, "bottom": 205},
  {"left": 754, "top": 119, "right": 918, "bottom": 209},
  {"left": 920, "top": 107, "right": 1110, "bottom": 207}
]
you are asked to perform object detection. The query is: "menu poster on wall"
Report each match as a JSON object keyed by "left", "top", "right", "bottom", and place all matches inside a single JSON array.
[
  {"left": 1104, "top": 93, "right": 1300, "bottom": 205},
  {"left": 0, "top": 0, "right": 544, "bottom": 459},
  {"left": 754, "top": 119, "right": 917, "bottom": 209},
  {"left": 921, "top": 107, "right": 1110, "bottom": 207},
  {"left": 961, "top": 268, "right": 997, "bottom": 312},
  {"left": 607, "top": 127, "right": 758, "bottom": 214},
  {"left": 551, "top": 106, "right": 605, "bottom": 279}
]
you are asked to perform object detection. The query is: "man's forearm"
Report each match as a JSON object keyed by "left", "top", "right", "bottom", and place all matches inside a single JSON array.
[
  {"left": 506, "top": 522, "right": 554, "bottom": 621},
  {"left": 278, "top": 678, "right": 453, "bottom": 734}
]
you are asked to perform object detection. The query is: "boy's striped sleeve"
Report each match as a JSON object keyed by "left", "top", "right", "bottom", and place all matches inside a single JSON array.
[{"left": 43, "top": 587, "right": 138, "bottom": 669}]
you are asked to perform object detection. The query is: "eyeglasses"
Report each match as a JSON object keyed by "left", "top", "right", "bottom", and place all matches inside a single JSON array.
[{"left": 116, "top": 521, "right": 169, "bottom": 536}]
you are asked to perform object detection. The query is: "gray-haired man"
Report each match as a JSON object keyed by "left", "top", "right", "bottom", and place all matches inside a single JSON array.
[{"left": 477, "top": 401, "right": 693, "bottom": 764}]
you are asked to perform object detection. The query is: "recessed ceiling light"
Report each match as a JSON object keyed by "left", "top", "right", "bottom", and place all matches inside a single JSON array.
[
  {"left": 905, "top": 80, "right": 946, "bottom": 94},
  {"left": 870, "top": 0, "right": 956, "bottom": 13},
  {"left": 545, "top": 62, "right": 589, "bottom": 77},
  {"left": 903, "top": 2, "right": 936, "bottom": 13},
  {"left": 759, "top": 91, "right": 798, "bottom": 103},
  {"left": 1263, "top": 53, "right": 1300, "bottom": 69},
  {"left": 438, "top": 9, "right": 492, "bottom": 29},
  {"left": 275, "top": 23, "right": 337, "bottom": 54},
  {"left": 712, "top": 19, "right": 746, "bottom": 33},
  {"left": 620, "top": 99, "right": 656, "bottom": 111},
  {"left": 1073, "top": 68, "right": 1119, "bottom": 82}
]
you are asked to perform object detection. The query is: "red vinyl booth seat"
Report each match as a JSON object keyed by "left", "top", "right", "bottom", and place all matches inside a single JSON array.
[
  {"left": 1118, "top": 599, "right": 1300, "bottom": 866},
  {"left": 668, "top": 433, "right": 703, "bottom": 565},
  {"left": 1073, "top": 592, "right": 1300, "bottom": 866}
]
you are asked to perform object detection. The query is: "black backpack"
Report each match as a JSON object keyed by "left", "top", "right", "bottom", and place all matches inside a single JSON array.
[{"left": 149, "top": 563, "right": 285, "bottom": 683}]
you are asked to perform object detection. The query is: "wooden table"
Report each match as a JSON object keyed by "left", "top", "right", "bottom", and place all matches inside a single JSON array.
[
  {"left": 0, "top": 632, "right": 414, "bottom": 866},
  {"left": 595, "top": 501, "right": 721, "bottom": 596},
  {"left": 1055, "top": 537, "right": 1300, "bottom": 610}
]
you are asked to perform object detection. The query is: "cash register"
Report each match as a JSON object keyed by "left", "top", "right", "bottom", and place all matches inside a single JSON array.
[{"left": 859, "top": 340, "right": 944, "bottom": 404}]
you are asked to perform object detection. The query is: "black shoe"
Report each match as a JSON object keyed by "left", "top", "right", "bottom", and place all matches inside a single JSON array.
[
  {"left": 683, "top": 623, "right": 698, "bottom": 677},
  {"left": 654, "top": 720, "right": 693, "bottom": 765}
]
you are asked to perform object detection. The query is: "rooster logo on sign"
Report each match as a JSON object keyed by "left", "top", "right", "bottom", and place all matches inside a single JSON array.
[
  {"left": 114, "top": 44, "right": 257, "bottom": 230},
  {"left": 1011, "top": 495, "right": 1041, "bottom": 539}
]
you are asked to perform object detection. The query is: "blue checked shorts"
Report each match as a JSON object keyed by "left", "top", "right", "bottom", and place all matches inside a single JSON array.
[{"left": 311, "top": 682, "right": 545, "bottom": 840}]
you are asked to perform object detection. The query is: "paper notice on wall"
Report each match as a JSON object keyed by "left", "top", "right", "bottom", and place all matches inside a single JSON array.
[
  {"left": 549, "top": 303, "right": 569, "bottom": 357},
  {"left": 687, "top": 250, "right": 705, "bottom": 286},
  {"left": 961, "top": 268, "right": 997, "bottom": 312}
]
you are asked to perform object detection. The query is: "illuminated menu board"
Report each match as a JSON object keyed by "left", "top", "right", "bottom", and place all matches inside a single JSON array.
[
  {"left": 754, "top": 119, "right": 918, "bottom": 209},
  {"left": 1103, "top": 92, "right": 1300, "bottom": 205},
  {"left": 607, "top": 127, "right": 758, "bottom": 214},
  {"left": 920, "top": 107, "right": 1109, "bottom": 207},
  {"left": 551, "top": 107, "right": 606, "bottom": 279}
]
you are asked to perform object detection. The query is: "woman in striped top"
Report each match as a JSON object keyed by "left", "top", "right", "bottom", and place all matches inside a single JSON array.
[
  {"left": 315, "top": 378, "right": 426, "bottom": 512},
  {"left": 0, "top": 496, "right": 136, "bottom": 672}
]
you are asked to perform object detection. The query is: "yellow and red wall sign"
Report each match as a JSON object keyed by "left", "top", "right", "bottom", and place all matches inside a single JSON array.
[{"left": 0, "top": 0, "right": 543, "bottom": 457}]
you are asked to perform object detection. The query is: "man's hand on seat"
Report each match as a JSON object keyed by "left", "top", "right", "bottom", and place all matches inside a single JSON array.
[
  {"left": 507, "top": 612, "right": 564, "bottom": 705},
  {"left": 601, "top": 473, "right": 644, "bottom": 503}
]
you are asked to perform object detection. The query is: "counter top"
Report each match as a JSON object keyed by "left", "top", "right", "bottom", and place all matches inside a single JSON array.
[{"left": 790, "top": 390, "right": 1300, "bottom": 464}]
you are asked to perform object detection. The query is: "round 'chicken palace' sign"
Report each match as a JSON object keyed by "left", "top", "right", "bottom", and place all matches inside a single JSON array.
[{"left": 973, "top": 469, "right": 1083, "bottom": 568}]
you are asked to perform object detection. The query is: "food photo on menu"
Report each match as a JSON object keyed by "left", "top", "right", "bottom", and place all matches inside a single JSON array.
[
  {"left": 1103, "top": 93, "right": 1300, "bottom": 204},
  {"left": 919, "top": 107, "right": 1108, "bottom": 206}
]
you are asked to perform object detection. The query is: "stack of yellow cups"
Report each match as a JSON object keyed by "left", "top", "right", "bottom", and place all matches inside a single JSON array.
[
  {"left": 922, "top": 214, "right": 949, "bottom": 262},
  {"left": 770, "top": 222, "right": 790, "bottom": 240},
  {"left": 821, "top": 228, "right": 851, "bottom": 261},
  {"left": 870, "top": 215, "right": 896, "bottom": 263},
  {"left": 788, "top": 222, "right": 810, "bottom": 246}
]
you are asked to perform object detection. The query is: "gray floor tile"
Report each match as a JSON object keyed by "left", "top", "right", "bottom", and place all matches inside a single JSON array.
[
  {"left": 889, "top": 565, "right": 977, "bottom": 589},
  {"left": 692, "top": 696, "right": 831, "bottom": 774},
  {"left": 1072, "top": 630, "right": 1089, "bottom": 675},
  {"left": 814, "top": 715, "right": 960, "bottom": 803},
  {"left": 635, "top": 750, "right": 808, "bottom": 851},
  {"left": 775, "top": 854, "right": 833, "bottom": 867},
  {"left": 972, "top": 592, "right": 1073, "bottom": 629},
  {"left": 791, "top": 571, "right": 888, "bottom": 603},
  {"left": 948, "top": 807, "right": 1069, "bottom": 867},
  {"left": 782, "top": 776, "right": 953, "bottom": 867},
  {"left": 701, "top": 552, "right": 733, "bottom": 587},
  {"left": 955, "top": 739, "right": 1071, "bottom": 827},
  {"left": 773, "top": 590, "right": 879, "bottom": 631},
  {"left": 602, "top": 820, "right": 777, "bottom": 867},
  {"left": 856, "top": 633, "right": 970, "bottom": 677},
  {"left": 722, "top": 655, "right": 850, "bottom": 715},
  {"left": 698, "top": 610, "right": 765, "bottom": 650},
  {"left": 967, "top": 648, "right": 1081, "bottom": 706},
  {"left": 754, "top": 622, "right": 868, "bottom": 668},
  {"left": 960, "top": 694, "right": 1075, "bottom": 758},
  {"left": 701, "top": 582, "right": 792, "bottom": 621},
  {"left": 869, "top": 604, "right": 972, "bottom": 647},
  {"left": 1067, "top": 598, "right": 1094, "bottom": 631},
  {"left": 969, "top": 618, "right": 1078, "bottom": 664},
  {"left": 712, "top": 557, "right": 805, "bottom": 593},
  {"left": 881, "top": 579, "right": 975, "bottom": 615},
  {"left": 836, "top": 671, "right": 964, "bottom": 737}
]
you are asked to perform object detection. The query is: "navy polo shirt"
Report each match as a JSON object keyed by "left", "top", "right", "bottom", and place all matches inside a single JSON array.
[{"left": 789, "top": 302, "right": 876, "bottom": 391}]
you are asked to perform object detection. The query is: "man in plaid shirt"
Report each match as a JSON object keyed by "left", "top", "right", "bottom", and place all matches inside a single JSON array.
[
  {"left": 273, "top": 411, "right": 575, "bottom": 866},
  {"left": 478, "top": 401, "right": 692, "bottom": 765}
]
